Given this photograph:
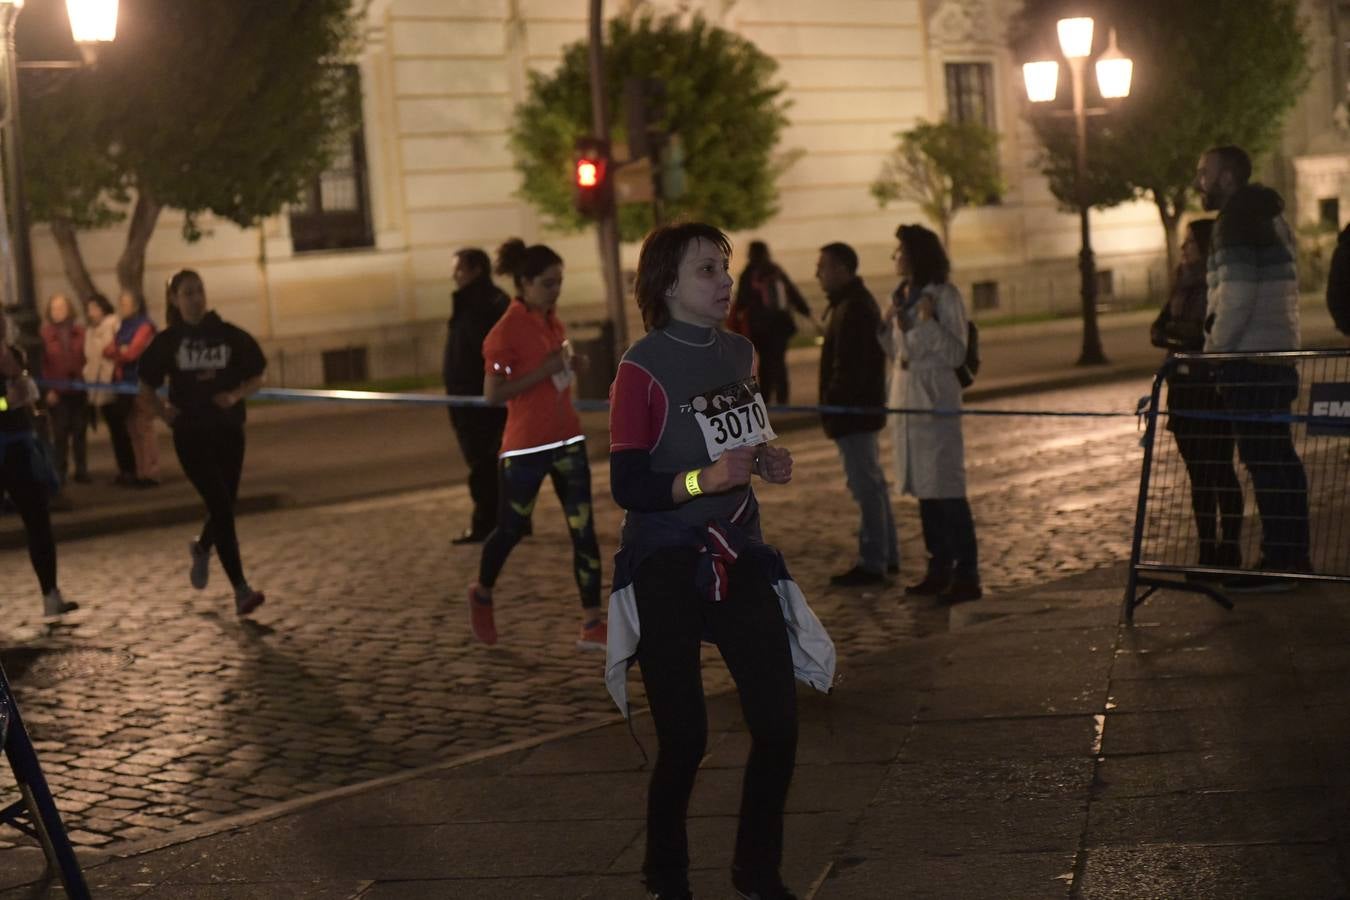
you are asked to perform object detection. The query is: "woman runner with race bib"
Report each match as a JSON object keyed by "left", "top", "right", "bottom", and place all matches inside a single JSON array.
[{"left": 604, "top": 222, "right": 835, "bottom": 900}]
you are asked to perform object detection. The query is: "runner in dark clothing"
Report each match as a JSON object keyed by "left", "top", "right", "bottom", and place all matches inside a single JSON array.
[
  {"left": 0, "top": 312, "right": 79, "bottom": 620},
  {"left": 138, "top": 270, "right": 267, "bottom": 617},
  {"left": 604, "top": 222, "right": 835, "bottom": 900}
]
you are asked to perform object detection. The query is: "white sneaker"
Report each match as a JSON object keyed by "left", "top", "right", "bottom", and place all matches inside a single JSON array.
[
  {"left": 42, "top": 588, "right": 79, "bottom": 621},
  {"left": 189, "top": 540, "right": 210, "bottom": 590}
]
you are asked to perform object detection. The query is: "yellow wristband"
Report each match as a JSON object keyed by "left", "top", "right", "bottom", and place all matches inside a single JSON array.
[{"left": 685, "top": 469, "right": 703, "bottom": 497}]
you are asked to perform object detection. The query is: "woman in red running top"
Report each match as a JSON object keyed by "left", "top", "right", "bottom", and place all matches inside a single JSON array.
[{"left": 466, "top": 239, "right": 605, "bottom": 651}]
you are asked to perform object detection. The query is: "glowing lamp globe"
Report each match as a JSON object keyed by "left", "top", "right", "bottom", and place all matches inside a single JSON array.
[
  {"left": 66, "top": 0, "right": 118, "bottom": 44},
  {"left": 1095, "top": 29, "right": 1133, "bottom": 99},
  {"left": 1023, "top": 61, "right": 1060, "bottom": 103},
  {"left": 1056, "top": 17, "right": 1094, "bottom": 60}
]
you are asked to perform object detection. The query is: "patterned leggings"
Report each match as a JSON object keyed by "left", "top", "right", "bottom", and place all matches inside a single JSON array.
[{"left": 477, "top": 440, "right": 602, "bottom": 609}]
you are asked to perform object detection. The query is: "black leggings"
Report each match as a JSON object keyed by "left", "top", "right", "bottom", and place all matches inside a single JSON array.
[
  {"left": 478, "top": 441, "right": 602, "bottom": 609},
  {"left": 174, "top": 424, "right": 248, "bottom": 588},
  {"left": 634, "top": 548, "right": 798, "bottom": 893},
  {"left": 1, "top": 437, "right": 57, "bottom": 594}
]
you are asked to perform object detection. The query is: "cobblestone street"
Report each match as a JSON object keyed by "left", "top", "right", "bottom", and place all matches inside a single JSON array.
[{"left": 0, "top": 382, "right": 1147, "bottom": 852}]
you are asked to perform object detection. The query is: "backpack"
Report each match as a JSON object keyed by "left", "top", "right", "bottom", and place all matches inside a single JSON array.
[{"left": 955, "top": 320, "right": 980, "bottom": 389}]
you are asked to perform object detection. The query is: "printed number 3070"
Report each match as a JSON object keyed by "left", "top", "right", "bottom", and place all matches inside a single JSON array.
[{"left": 710, "top": 404, "right": 767, "bottom": 444}]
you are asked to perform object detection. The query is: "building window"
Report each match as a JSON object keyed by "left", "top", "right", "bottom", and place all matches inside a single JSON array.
[
  {"left": 945, "top": 62, "right": 1000, "bottom": 205},
  {"left": 290, "top": 66, "right": 374, "bottom": 253},
  {"left": 945, "top": 62, "right": 995, "bottom": 129},
  {"left": 971, "top": 281, "right": 1000, "bottom": 311},
  {"left": 1320, "top": 197, "right": 1340, "bottom": 230},
  {"left": 322, "top": 346, "right": 369, "bottom": 385},
  {"left": 1096, "top": 269, "right": 1115, "bottom": 299}
]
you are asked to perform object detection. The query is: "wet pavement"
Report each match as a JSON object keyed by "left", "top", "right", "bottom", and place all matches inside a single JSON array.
[{"left": 3, "top": 566, "right": 1346, "bottom": 899}]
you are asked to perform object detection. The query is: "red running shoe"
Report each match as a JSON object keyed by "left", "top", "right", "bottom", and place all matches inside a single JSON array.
[
  {"left": 577, "top": 618, "right": 607, "bottom": 651},
  {"left": 468, "top": 583, "right": 497, "bottom": 645}
]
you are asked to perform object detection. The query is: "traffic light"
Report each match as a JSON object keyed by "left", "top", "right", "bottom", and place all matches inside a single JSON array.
[{"left": 573, "top": 137, "right": 611, "bottom": 218}]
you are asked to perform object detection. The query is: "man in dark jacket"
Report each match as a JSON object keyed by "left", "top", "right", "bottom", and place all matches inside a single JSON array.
[
  {"left": 443, "top": 248, "right": 510, "bottom": 544},
  {"left": 816, "top": 242, "right": 897, "bottom": 587},
  {"left": 1327, "top": 223, "right": 1350, "bottom": 336}
]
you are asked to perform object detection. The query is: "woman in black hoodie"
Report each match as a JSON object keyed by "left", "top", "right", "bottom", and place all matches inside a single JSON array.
[{"left": 138, "top": 270, "right": 268, "bottom": 616}]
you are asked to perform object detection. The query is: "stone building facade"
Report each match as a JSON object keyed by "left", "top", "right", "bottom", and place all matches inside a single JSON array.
[{"left": 26, "top": 0, "right": 1347, "bottom": 386}]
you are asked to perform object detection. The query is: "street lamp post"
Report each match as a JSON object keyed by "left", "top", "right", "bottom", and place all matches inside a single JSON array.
[
  {"left": 1022, "top": 18, "right": 1132, "bottom": 366},
  {"left": 0, "top": 0, "right": 118, "bottom": 367}
]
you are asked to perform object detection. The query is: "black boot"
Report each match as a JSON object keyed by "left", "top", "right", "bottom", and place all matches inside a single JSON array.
[
  {"left": 939, "top": 576, "right": 982, "bottom": 604},
  {"left": 904, "top": 560, "right": 951, "bottom": 596}
]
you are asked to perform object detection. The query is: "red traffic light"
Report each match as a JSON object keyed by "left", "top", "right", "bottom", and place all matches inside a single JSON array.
[
  {"left": 573, "top": 137, "right": 611, "bottom": 218},
  {"left": 576, "top": 159, "right": 601, "bottom": 188}
]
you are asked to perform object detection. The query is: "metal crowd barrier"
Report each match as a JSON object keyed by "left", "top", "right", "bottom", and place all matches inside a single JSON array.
[
  {"left": 0, "top": 661, "right": 91, "bottom": 898},
  {"left": 1125, "top": 349, "right": 1350, "bottom": 622}
]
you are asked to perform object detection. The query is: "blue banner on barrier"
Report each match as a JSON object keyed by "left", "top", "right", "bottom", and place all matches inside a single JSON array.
[{"left": 1308, "top": 382, "right": 1350, "bottom": 436}]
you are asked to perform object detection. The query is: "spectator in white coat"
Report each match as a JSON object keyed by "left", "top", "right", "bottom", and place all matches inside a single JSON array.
[{"left": 879, "top": 224, "right": 981, "bottom": 603}]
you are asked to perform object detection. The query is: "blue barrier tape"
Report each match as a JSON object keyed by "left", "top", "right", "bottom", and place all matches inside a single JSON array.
[
  {"left": 36, "top": 378, "right": 1138, "bottom": 419},
  {"left": 35, "top": 377, "right": 1347, "bottom": 426}
]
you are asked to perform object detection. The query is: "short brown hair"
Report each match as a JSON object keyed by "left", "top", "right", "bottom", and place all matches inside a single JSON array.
[{"left": 634, "top": 222, "right": 731, "bottom": 331}]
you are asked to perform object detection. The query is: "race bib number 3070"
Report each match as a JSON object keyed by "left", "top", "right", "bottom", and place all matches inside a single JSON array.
[{"left": 690, "top": 377, "right": 777, "bottom": 461}]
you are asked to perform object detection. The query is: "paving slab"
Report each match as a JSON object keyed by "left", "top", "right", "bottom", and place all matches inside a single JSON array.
[
  {"left": 815, "top": 851, "right": 1076, "bottom": 900},
  {"left": 1085, "top": 788, "right": 1334, "bottom": 847},
  {"left": 1076, "top": 844, "right": 1345, "bottom": 900}
]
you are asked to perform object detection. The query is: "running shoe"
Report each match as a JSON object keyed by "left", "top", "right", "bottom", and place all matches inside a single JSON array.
[
  {"left": 576, "top": 618, "right": 607, "bottom": 651},
  {"left": 42, "top": 589, "right": 79, "bottom": 621},
  {"left": 234, "top": 588, "right": 266, "bottom": 617},
  {"left": 189, "top": 540, "right": 210, "bottom": 590},
  {"left": 468, "top": 583, "right": 497, "bottom": 645}
]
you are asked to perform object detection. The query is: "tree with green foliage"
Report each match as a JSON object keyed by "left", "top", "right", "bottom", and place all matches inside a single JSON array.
[
  {"left": 870, "top": 120, "right": 1005, "bottom": 249},
  {"left": 1009, "top": 0, "right": 1309, "bottom": 270},
  {"left": 22, "top": 0, "right": 362, "bottom": 302},
  {"left": 510, "top": 11, "right": 793, "bottom": 242}
]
